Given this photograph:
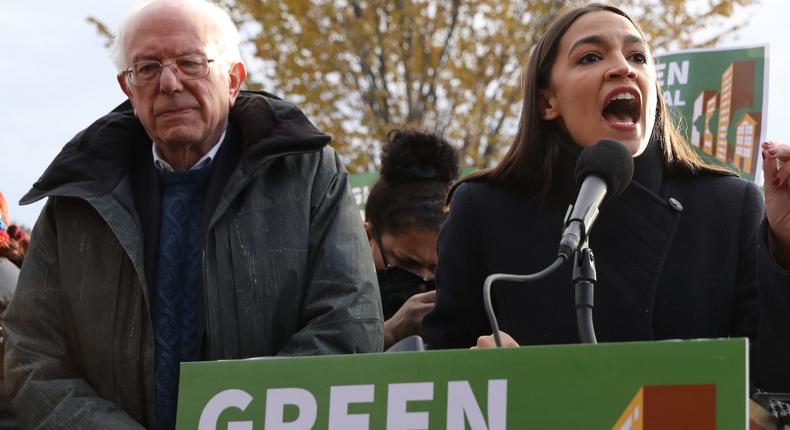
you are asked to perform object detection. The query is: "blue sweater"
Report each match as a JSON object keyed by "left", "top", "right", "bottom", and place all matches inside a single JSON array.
[{"left": 154, "top": 164, "right": 213, "bottom": 430}]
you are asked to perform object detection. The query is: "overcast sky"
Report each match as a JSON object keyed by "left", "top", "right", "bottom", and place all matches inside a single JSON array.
[{"left": 1, "top": 1, "right": 788, "bottom": 227}]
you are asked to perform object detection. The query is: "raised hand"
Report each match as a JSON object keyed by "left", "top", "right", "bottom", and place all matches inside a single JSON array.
[{"left": 761, "top": 140, "right": 790, "bottom": 265}]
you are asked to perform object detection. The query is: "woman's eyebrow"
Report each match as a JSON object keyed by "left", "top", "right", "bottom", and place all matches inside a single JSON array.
[
  {"left": 568, "top": 34, "right": 645, "bottom": 57},
  {"left": 391, "top": 251, "right": 424, "bottom": 266},
  {"left": 623, "top": 34, "right": 645, "bottom": 46},
  {"left": 568, "top": 35, "right": 606, "bottom": 56},
  {"left": 393, "top": 252, "right": 419, "bottom": 264}
]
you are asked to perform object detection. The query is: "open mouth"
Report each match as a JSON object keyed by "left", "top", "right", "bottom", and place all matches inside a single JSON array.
[{"left": 602, "top": 89, "right": 641, "bottom": 128}]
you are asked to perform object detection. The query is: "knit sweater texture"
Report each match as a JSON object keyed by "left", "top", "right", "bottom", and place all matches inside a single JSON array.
[{"left": 154, "top": 164, "right": 213, "bottom": 430}]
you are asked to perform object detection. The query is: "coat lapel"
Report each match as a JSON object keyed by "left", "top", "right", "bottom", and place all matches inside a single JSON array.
[{"left": 590, "top": 142, "right": 683, "bottom": 340}]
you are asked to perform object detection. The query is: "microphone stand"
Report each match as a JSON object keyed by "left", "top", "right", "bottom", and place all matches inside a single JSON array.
[{"left": 573, "top": 238, "right": 598, "bottom": 344}]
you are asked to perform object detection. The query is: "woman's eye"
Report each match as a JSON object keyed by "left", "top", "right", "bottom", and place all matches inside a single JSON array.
[
  {"left": 579, "top": 53, "right": 601, "bottom": 64},
  {"left": 630, "top": 52, "right": 648, "bottom": 64}
]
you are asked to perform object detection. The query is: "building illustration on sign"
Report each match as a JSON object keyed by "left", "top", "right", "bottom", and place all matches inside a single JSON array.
[
  {"left": 691, "top": 60, "right": 761, "bottom": 175},
  {"left": 612, "top": 384, "right": 716, "bottom": 430}
]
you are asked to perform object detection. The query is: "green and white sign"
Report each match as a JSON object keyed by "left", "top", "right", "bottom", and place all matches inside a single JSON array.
[
  {"left": 349, "top": 172, "right": 380, "bottom": 219},
  {"left": 656, "top": 45, "right": 768, "bottom": 181},
  {"left": 177, "top": 338, "right": 747, "bottom": 429}
]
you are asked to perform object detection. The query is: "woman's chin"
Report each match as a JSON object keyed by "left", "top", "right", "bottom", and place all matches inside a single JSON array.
[
  {"left": 622, "top": 139, "right": 647, "bottom": 157},
  {"left": 587, "top": 137, "right": 646, "bottom": 157}
]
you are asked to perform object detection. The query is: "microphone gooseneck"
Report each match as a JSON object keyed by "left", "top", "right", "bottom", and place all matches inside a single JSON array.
[
  {"left": 482, "top": 140, "right": 634, "bottom": 347},
  {"left": 483, "top": 256, "right": 568, "bottom": 347},
  {"left": 557, "top": 140, "right": 634, "bottom": 259}
]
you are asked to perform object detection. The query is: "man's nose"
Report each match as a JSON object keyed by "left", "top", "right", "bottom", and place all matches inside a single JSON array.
[{"left": 158, "top": 65, "right": 183, "bottom": 93}]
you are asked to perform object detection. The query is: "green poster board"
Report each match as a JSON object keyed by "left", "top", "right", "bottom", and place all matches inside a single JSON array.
[
  {"left": 656, "top": 45, "right": 768, "bottom": 181},
  {"left": 177, "top": 338, "right": 746, "bottom": 429}
]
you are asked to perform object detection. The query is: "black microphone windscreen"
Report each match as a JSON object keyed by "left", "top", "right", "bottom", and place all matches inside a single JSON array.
[{"left": 574, "top": 140, "right": 634, "bottom": 201}]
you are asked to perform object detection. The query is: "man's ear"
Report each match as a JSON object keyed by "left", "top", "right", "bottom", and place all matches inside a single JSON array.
[
  {"left": 117, "top": 73, "right": 138, "bottom": 116},
  {"left": 227, "top": 62, "right": 247, "bottom": 106},
  {"left": 538, "top": 89, "right": 560, "bottom": 121},
  {"left": 117, "top": 73, "right": 133, "bottom": 99}
]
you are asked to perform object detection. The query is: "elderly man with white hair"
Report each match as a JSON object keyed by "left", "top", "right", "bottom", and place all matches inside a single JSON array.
[{"left": 2, "top": 0, "right": 383, "bottom": 428}]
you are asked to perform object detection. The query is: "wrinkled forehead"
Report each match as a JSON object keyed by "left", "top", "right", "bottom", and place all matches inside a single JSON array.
[{"left": 123, "top": 2, "right": 221, "bottom": 60}]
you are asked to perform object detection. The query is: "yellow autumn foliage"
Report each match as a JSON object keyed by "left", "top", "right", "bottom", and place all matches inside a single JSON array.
[{"left": 91, "top": 0, "right": 757, "bottom": 172}]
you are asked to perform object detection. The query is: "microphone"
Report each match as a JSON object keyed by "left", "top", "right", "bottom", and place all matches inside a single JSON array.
[{"left": 557, "top": 140, "right": 634, "bottom": 259}]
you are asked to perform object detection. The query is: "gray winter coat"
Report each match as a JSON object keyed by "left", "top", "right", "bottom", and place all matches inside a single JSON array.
[
  {"left": 3, "top": 92, "right": 383, "bottom": 429},
  {"left": 0, "top": 258, "right": 17, "bottom": 315}
]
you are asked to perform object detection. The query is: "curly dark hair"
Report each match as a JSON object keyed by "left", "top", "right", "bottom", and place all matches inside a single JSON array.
[{"left": 365, "top": 129, "right": 459, "bottom": 235}]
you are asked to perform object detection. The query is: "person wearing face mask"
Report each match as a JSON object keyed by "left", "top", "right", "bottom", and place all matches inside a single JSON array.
[
  {"left": 422, "top": 2, "right": 790, "bottom": 398},
  {"left": 364, "top": 129, "right": 459, "bottom": 350}
]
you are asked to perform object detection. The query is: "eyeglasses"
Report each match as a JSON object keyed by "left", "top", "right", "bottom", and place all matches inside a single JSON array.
[
  {"left": 122, "top": 54, "right": 215, "bottom": 86},
  {"left": 374, "top": 228, "right": 435, "bottom": 289}
]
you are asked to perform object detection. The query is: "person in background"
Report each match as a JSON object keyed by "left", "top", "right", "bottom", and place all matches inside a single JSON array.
[
  {"left": 0, "top": 190, "right": 28, "bottom": 323},
  {"left": 365, "top": 129, "right": 459, "bottom": 349},
  {"left": 2, "top": 0, "right": 382, "bottom": 428},
  {"left": 422, "top": 2, "right": 790, "bottom": 398},
  {"left": 0, "top": 192, "right": 25, "bottom": 430}
]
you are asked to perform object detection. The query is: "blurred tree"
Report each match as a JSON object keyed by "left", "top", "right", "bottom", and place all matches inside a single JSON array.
[
  {"left": 90, "top": 0, "right": 756, "bottom": 171},
  {"left": 86, "top": 16, "right": 115, "bottom": 49},
  {"left": 220, "top": 0, "right": 562, "bottom": 170}
]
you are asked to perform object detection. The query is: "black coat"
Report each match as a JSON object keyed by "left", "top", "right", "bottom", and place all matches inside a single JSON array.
[{"left": 423, "top": 141, "right": 790, "bottom": 391}]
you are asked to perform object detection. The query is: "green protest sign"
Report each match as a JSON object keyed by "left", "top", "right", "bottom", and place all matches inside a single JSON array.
[
  {"left": 177, "top": 338, "right": 746, "bottom": 429},
  {"left": 349, "top": 172, "right": 379, "bottom": 220},
  {"left": 656, "top": 45, "right": 768, "bottom": 181}
]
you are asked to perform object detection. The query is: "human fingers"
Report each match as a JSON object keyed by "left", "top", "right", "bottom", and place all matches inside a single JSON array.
[
  {"left": 497, "top": 330, "right": 520, "bottom": 347},
  {"left": 407, "top": 290, "right": 436, "bottom": 304},
  {"left": 763, "top": 145, "right": 778, "bottom": 189},
  {"left": 408, "top": 298, "right": 435, "bottom": 316},
  {"left": 412, "top": 290, "right": 436, "bottom": 303},
  {"left": 761, "top": 140, "right": 789, "bottom": 188},
  {"left": 762, "top": 140, "right": 790, "bottom": 161},
  {"left": 475, "top": 335, "right": 498, "bottom": 349},
  {"left": 777, "top": 158, "right": 790, "bottom": 188},
  {"left": 474, "top": 331, "right": 519, "bottom": 349},
  {"left": 412, "top": 303, "right": 435, "bottom": 321}
]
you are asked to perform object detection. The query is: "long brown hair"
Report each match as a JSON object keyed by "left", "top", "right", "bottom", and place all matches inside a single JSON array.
[{"left": 452, "top": 3, "right": 728, "bottom": 200}]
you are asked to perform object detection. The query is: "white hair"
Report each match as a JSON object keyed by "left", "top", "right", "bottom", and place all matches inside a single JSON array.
[{"left": 111, "top": 0, "right": 242, "bottom": 70}]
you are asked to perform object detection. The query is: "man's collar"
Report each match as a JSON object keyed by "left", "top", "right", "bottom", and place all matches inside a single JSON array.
[{"left": 152, "top": 129, "right": 227, "bottom": 172}]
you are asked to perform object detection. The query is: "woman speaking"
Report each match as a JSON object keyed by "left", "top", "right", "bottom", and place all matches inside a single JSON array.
[{"left": 422, "top": 3, "right": 790, "bottom": 393}]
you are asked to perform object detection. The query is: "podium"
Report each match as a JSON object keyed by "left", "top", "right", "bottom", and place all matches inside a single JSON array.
[{"left": 176, "top": 338, "right": 747, "bottom": 429}]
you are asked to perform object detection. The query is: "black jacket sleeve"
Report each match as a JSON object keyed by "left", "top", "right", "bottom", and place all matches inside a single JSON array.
[{"left": 422, "top": 182, "right": 491, "bottom": 349}]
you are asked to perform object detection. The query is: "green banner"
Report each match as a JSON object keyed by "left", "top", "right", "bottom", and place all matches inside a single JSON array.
[
  {"left": 177, "top": 338, "right": 746, "bottom": 429},
  {"left": 656, "top": 46, "right": 768, "bottom": 181},
  {"left": 349, "top": 172, "right": 380, "bottom": 220}
]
